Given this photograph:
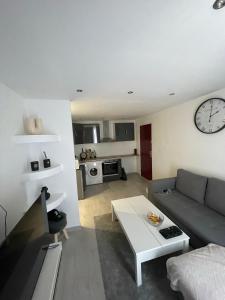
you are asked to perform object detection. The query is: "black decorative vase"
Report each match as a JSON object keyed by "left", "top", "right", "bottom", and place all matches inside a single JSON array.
[
  {"left": 43, "top": 159, "right": 51, "bottom": 168},
  {"left": 41, "top": 186, "right": 50, "bottom": 200},
  {"left": 31, "top": 161, "right": 39, "bottom": 171}
]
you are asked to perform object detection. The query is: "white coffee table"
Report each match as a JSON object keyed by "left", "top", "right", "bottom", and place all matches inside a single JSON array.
[{"left": 111, "top": 195, "right": 189, "bottom": 286}]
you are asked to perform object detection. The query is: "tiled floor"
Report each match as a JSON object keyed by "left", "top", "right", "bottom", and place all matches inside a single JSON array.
[{"left": 79, "top": 173, "right": 148, "bottom": 228}]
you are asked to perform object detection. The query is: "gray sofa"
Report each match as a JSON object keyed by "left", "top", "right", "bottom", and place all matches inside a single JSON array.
[{"left": 149, "top": 169, "right": 225, "bottom": 248}]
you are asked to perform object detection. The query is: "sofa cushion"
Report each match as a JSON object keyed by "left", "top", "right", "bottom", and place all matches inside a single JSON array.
[
  {"left": 153, "top": 190, "right": 199, "bottom": 213},
  {"left": 180, "top": 204, "right": 225, "bottom": 246},
  {"left": 176, "top": 169, "right": 207, "bottom": 204},
  {"left": 205, "top": 177, "right": 225, "bottom": 217},
  {"left": 152, "top": 191, "right": 225, "bottom": 246}
]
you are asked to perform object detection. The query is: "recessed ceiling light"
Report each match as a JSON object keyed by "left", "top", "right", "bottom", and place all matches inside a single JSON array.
[
  {"left": 213, "top": 0, "right": 225, "bottom": 9},
  {"left": 128, "top": 91, "right": 134, "bottom": 94},
  {"left": 169, "top": 92, "right": 175, "bottom": 96},
  {"left": 76, "top": 89, "right": 83, "bottom": 92}
]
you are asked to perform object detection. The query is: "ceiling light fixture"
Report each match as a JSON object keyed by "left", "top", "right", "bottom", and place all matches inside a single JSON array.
[
  {"left": 213, "top": 0, "right": 225, "bottom": 9},
  {"left": 128, "top": 91, "right": 134, "bottom": 94},
  {"left": 169, "top": 92, "right": 175, "bottom": 96},
  {"left": 76, "top": 89, "right": 83, "bottom": 92}
]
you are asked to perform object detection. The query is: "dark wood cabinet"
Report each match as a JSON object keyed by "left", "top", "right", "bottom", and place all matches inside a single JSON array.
[
  {"left": 115, "top": 122, "right": 135, "bottom": 141},
  {"left": 73, "top": 123, "right": 100, "bottom": 145},
  {"left": 83, "top": 124, "right": 100, "bottom": 144},
  {"left": 73, "top": 122, "right": 134, "bottom": 144},
  {"left": 73, "top": 123, "right": 83, "bottom": 145}
]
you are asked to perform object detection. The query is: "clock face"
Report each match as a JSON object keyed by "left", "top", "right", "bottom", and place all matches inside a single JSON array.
[{"left": 194, "top": 98, "right": 225, "bottom": 134}]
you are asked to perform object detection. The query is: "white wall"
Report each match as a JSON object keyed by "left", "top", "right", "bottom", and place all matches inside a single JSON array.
[
  {"left": 136, "top": 87, "right": 225, "bottom": 180},
  {"left": 23, "top": 99, "right": 80, "bottom": 228},
  {"left": 0, "top": 83, "right": 79, "bottom": 244},
  {"left": 0, "top": 83, "right": 27, "bottom": 243},
  {"left": 74, "top": 120, "right": 137, "bottom": 174}
]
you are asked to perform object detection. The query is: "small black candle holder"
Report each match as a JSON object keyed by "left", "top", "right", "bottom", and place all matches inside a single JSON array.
[
  {"left": 43, "top": 159, "right": 51, "bottom": 168},
  {"left": 31, "top": 161, "right": 39, "bottom": 171},
  {"left": 41, "top": 186, "right": 50, "bottom": 200},
  {"left": 43, "top": 151, "right": 51, "bottom": 168}
]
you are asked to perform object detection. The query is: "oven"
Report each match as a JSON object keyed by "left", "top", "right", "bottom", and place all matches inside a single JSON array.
[{"left": 102, "top": 159, "right": 122, "bottom": 182}]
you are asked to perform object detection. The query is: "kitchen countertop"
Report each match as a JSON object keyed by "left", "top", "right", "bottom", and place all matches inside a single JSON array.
[{"left": 79, "top": 154, "right": 138, "bottom": 163}]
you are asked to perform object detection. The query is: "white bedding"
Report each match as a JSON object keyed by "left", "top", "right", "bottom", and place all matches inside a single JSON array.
[{"left": 167, "top": 243, "right": 225, "bottom": 300}]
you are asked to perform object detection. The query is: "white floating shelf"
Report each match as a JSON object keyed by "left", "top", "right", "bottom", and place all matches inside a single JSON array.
[
  {"left": 23, "top": 164, "right": 63, "bottom": 182},
  {"left": 46, "top": 193, "right": 66, "bottom": 212},
  {"left": 13, "top": 134, "right": 61, "bottom": 144}
]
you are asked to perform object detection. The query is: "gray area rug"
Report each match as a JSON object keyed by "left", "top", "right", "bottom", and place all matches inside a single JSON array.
[{"left": 94, "top": 213, "right": 180, "bottom": 300}]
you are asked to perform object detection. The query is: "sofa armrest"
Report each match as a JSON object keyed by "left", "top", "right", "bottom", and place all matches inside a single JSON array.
[{"left": 148, "top": 177, "right": 176, "bottom": 195}]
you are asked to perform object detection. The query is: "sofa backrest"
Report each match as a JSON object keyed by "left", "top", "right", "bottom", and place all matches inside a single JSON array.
[
  {"left": 205, "top": 178, "right": 225, "bottom": 217},
  {"left": 176, "top": 169, "right": 207, "bottom": 204}
]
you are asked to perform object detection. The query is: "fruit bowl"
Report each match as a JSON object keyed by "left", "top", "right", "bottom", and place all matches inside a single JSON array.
[{"left": 147, "top": 211, "right": 164, "bottom": 227}]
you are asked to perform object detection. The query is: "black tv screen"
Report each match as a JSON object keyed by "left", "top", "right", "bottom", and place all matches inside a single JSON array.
[{"left": 0, "top": 192, "right": 51, "bottom": 300}]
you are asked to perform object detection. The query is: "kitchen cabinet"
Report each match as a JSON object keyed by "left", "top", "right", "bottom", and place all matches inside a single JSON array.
[
  {"left": 73, "top": 123, "right": 83, "bottom": 145},
  {"left": 73, "top": 123, "right": 100, "bottom": 145},
  {"left": 115, "top": 122, "right": 135, "bottom": 141},
  {"left": 83, "top": 124, "right": 100, "bottom": 144}
]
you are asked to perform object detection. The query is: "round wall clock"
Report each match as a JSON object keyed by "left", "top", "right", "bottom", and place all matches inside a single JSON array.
[{"left": 194, "top": 98, "right": 225, "bottom": 134}]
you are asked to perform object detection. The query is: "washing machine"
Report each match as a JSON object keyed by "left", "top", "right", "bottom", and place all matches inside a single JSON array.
[{"left": 85, "top": 161, "right": 103, "bottom": 185}]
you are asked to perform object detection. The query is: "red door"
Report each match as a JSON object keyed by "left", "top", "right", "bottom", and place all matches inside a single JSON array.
[{"left": 140, "top": 124, "right": 152, "bottom": 180}]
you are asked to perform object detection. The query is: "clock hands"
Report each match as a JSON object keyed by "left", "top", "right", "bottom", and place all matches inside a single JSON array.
[
  {"left": 210, "top": 110, "right": 219, "bottom": 118},
  {"left": 209, "top": 102, "right": 213, "bottom": 123},
  {"left": 209, "top": 100, "right": 219, "bottom": 122}
]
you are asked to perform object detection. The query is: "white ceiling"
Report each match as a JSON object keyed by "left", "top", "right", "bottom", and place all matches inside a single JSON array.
[{"left": 0, "top": 1, "right": 225, "bottom": 120}]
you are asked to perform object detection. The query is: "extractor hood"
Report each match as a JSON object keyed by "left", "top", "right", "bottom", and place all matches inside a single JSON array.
[{"left": 101, "top": 120, "right": 114, "bottom": 142}]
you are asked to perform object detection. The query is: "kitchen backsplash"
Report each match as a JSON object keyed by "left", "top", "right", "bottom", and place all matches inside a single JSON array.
[{"left": 74, "top": 140, "right": 137, "bottom": 158}]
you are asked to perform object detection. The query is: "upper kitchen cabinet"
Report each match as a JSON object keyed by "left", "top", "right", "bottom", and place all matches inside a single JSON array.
[
  {"left": 73, "top": 123, "right": 83, "bottom": 144},
  {"left": 73, "top": 123, "right": 100, "bottom": 145},
  {"left": 115, "top": 122, "right": 135, "bottom": 141},
  {"left": 83, "top": 124, "right": 100, "bottom": 144}
]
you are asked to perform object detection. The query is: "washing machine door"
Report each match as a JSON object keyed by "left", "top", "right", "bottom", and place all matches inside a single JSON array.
[{"left": 89, "top": 167, "right": 98, "bottom": 177}]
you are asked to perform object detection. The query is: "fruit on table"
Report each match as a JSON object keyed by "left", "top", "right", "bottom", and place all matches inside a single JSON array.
[{"left": 148, "top": 212, "right": 160, "bottom": 224}]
